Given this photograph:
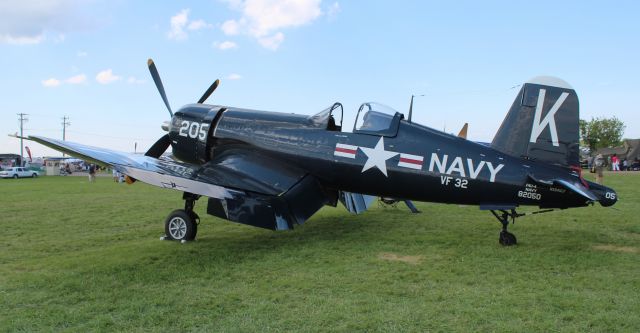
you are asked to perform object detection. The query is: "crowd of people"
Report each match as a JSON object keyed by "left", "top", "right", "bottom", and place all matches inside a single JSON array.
[{"left": 588, "top": 154, "right": 640, "bottom": 172}]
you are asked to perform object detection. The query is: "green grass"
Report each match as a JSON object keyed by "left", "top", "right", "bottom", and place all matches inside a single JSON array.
[{"left": 1, "top": 173, "right": 639, "bottom": 332}]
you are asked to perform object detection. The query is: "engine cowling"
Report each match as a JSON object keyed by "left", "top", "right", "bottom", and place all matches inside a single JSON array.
[{"left": 168, "top": 104, "right": 224, "bottom": 164}]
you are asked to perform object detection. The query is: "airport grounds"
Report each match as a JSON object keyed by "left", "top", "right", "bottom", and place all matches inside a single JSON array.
[{"left": 1, "top": 171, "right": 638, "bottom": 331}]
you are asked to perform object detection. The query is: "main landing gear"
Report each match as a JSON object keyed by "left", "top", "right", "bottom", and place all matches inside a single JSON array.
[
  {"left": 161, "top": 193, "right": 201, "bottom": 243},
  {"left": 490, "top": 209, "right": 520, "bottom": 246}
]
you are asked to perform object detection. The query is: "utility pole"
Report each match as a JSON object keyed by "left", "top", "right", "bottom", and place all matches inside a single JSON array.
[
  {"left": 62, "top": 116, "right": 70, "bottom": 157},
  {"left": 17, "top": 113, "right": 28, "bottom": 166},
  {"left": 62, "top": 116, "right": 70, "bottom": 141}
]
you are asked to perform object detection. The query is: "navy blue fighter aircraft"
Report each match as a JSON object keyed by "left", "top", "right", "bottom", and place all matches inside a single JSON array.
[{"left": 23, "top": 59, "right": 618, "bottom": 245}]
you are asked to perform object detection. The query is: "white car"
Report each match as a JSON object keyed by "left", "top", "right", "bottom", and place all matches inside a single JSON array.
[{"left": 0, "top": 167, "right": 40, "bottom": 179}]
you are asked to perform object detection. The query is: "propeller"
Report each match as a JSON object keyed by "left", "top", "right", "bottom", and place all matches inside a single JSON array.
[
  {"left": 197, "top": 79, "right": 220, "bottom": 104},
  {"left": 144, "top": 58, "right": 222, "bottom": 161},
  {"left": 145, "top": 134, "right": 171, "bottom": 158},
  {"left": 147, "top": 58, "right": 173, "bottom": 117}
]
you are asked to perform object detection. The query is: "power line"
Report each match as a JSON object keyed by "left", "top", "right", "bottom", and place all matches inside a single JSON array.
[{"left": 17, "top": 113, "right": 28, "bottom": 166}]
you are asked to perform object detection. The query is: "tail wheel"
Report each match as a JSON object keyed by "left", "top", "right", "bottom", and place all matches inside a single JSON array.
[{"left": 164, "top": 209, "right": 197, "bottom": 241}]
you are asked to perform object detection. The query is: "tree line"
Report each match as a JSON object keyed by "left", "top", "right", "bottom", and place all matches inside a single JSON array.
[{"left": 579, "top": 117, "right": 626, "bottom": 152}]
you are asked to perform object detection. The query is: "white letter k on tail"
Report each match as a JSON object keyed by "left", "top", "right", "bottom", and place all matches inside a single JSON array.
[{"left": 529, "top": 89, "right": 569, "bottom": 147}]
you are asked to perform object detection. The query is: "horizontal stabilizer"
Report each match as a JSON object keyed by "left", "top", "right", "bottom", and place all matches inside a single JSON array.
[
  {"left": 528, "top": 174, "right": 597, "bottom": 202},
  {"left": 553, "top": 179, "right": 598, "bottom": 201}
]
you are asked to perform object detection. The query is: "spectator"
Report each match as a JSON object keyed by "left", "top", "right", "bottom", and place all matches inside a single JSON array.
[
  {"left": 88, "top": 164, "right": 96, "bottom": 183},
  {"left": 611, "top": 154, "right": 620, "bottom": 171},
  {"left": 594, "top": 154, "right": 606, "bottom": 184}
]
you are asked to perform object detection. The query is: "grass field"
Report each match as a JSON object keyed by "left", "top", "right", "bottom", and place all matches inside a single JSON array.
[{"left": 1, "top": 172, "right": 639, "bottom": 332}]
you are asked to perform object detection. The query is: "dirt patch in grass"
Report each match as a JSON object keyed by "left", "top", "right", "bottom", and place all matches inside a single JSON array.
[
  {"left": 378, "top": 252, "right": 423, "bottom": 265},
  {"left": 593, "top": 244, "right": 639, "bottom": 253}
]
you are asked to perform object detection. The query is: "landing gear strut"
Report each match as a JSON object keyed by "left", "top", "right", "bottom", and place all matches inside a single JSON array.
[
  {"left": 491, "top": 209, "right": 519, "bottom": 246},
  {"left": 162, "top": 193, "right": 200, "bottom": 242}
]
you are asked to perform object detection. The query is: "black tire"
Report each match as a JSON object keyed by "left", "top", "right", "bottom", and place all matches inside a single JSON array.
[
  {"left": 381, "top": 197, "right": 398, "bottom": 205},
  {"left": 499, "top": 231, "right": 517, "bottom": 246},
  {"left": 164, "top": 209, "right": 197, "bottom": 241},
  {"left": 32, "top": 173, "right": 38, "bottom": 178},
  {"left": 12, "top": 174, "right": 18, "bottom": 179}
]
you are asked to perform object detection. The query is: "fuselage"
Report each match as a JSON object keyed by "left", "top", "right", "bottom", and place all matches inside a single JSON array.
[{"left": 170, "top": 103, "right": 616, "bottom": 210}]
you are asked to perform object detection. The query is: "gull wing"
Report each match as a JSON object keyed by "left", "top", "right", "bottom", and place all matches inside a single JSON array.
[
  {"left": 30, "top": 136, "right": 336, "bottom": 231},
  {"left": 29, "top": 136, "right": 303, "bottom": 198}
]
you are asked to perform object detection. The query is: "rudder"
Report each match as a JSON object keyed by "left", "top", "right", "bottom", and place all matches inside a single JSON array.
[{"left": 491, "top": 76, "right": 579, "bottom": 168}]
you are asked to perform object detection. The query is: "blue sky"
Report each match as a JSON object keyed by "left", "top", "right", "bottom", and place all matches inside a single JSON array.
[{"left": 1, "top": 0, "right": 638, "bottom": 157}]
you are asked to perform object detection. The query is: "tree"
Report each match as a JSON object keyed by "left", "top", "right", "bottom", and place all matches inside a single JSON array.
[{"left": 579, "top": 117, "right": 626, "bottom": 151}]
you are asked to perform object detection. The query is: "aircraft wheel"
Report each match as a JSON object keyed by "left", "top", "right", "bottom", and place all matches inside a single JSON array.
[
  {"left": 164, "top": 209, "right": 197, "bottom": 242},
  {"left": 499, "top": 231, "right": 517, "bottom": 246}
]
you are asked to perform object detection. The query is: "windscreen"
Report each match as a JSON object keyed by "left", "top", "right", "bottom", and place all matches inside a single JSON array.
[{"left": 354, "top": 102, "right": 402, "bottom": 133}]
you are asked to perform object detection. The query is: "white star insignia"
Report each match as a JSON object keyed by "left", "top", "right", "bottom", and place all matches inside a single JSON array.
[{"left": 359, "top": 137, "right": 398, "bottom": 177}]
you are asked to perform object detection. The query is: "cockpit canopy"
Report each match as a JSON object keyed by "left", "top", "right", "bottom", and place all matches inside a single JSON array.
[
  {"left": 308, "top": 102, "right": 343, "bottom": 131},
  {"left": 354, "top": 102, "right": 404, "bottom": 137}
]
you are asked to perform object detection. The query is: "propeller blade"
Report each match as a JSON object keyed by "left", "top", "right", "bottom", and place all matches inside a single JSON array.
[
  {"left": 197, "top": 79, "right": 220, "bottom": 104},
  {"left": 145, "top": 134, "right": 171, "bottom": 158},
  {"left": 147, "top": 59, "right": 173, "bottom": 117}
]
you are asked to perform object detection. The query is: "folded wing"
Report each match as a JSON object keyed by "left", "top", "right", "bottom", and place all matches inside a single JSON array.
[{"left": 29, "top": 136, "right": 337, "bottom": 230}]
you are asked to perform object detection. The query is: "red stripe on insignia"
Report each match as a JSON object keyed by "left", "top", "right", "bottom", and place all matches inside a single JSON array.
[
  {"left": 399, "top": 157, "right": 422, "bottom": 165},
  {"left": 335, "top": 147, "right": 357, "bottom": 154}
]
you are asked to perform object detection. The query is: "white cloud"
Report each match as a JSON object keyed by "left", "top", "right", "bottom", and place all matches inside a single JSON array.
[
  {"left": 0, "top": 1, "right": 92, "bottom": 45},
  {"left": 168, "top": 9, "right": 212, "bottom": 40},
  {"left": 213, "top": 40, "right": 238, "bottom": 50},
  {"left": 77, "top": 51, "right": 87, "bottom": 57},
  {"left": 244, "top": 0, "right": 322, "bottom": 37},
  {"left": 127, "top": 76, "right": 145, "bottom": 84},
  {"left": 327, "top": 2, "right": 340, "bottom": 20},
  {"left": 188, "top": 19, "right": 212, "bottom": 31},
  {"left": 227, "top": 73, "right": 243, "bottom": 80},
  {"left": 168, "top": 9, "right": 189, "bottom": 40},
  {"left": 221, "top": 0, "right": 244, "bottom": 11},
  {"left": 41, "top": 74, "right": 86, "bottom": 87},
  {"left": 42, "top": 78, "right": 61, "bottom": 87},
  {"left": 0, "top": 33, "right": 44, "bottom": 45},
  {"left": 221, "top": 19, "right": 242, "bottom": 35},
  {"left": 221, "top": 0, "right": 322, "bottom": 50},
  {"left": 65, "top": 74, "right": 86, "bottom": 84},
  {"left": 96, "top": 69, "right": 121, "bottom": 84},
  {"left": 257, "top": 32, "right": 284, "bottom": 50},
  {"left": 53, "top": 33, "right": 66, "bottom": 43}
]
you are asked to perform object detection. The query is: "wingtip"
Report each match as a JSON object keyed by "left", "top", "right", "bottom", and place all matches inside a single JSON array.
[{"left": 457, "top": 123, "right": 468, "bottom": 139}]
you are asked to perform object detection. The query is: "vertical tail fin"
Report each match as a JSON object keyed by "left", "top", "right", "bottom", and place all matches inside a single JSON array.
[{"left": 491, "top": 76, "right": 579, "bottom": 168}]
